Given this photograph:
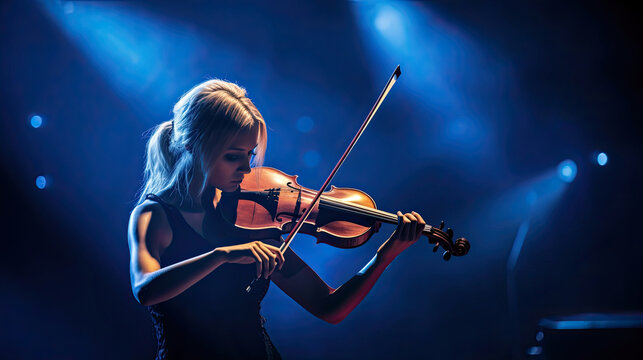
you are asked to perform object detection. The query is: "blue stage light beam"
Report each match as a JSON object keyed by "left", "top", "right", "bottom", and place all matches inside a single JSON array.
[
  {"left": 502, "top": 162, "right": 576, "bottom": 358},
  {"left": 558, "top": 159, "right": 577, "bottom": 183},
  {"left": 457, "top": 165, "right": 571, "bottom": 263},
  {"left": 38, "top": 1, "right": 209, "bottom": 113},
  {"left": 351, "top": 1, "right": 499, "bottom": 161}
]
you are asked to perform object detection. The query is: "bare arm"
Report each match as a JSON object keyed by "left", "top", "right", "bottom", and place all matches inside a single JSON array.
[
  {"left": 128, "top": 202, "right": 284, "bottom": 306},
  {"left": 271, "top": 211, "right": 425, "bottom": 324}
]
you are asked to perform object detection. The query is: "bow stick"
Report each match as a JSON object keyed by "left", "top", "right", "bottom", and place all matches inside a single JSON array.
[{"left": 246, "top": 65, "right": 402, "bottom": 292}]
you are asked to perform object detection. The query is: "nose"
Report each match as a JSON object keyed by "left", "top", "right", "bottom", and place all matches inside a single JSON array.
[{"left": 239, "top": 158, "right": 251, "bottom": 174}]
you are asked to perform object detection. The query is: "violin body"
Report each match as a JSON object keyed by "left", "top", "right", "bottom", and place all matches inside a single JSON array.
[
  {"left": 216, "top": 167, "right": 469, "bottom": 259},
  {"left": 218, "top": 167, "right": 382, "bottom": 248}
]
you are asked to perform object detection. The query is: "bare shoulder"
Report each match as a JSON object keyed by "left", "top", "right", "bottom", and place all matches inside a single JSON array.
[{"left": 128, "top": 200, "right": 173, "bottom": 256}]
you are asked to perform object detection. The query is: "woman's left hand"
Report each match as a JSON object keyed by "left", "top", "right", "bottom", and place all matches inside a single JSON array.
[{"left": 378, "top": 211, "right": 426, "bottom": 262}]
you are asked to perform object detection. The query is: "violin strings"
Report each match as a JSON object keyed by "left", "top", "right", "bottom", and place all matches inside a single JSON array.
[
  {"left": 317, "top": 195, "right": 433, "bottom": 233},
  {"left": 278, "top": 186, "right": 397, "bottom": 222},
  {"left": 321, "top": 199, "right": 433, "bottom": 234},
  {"left": 320, "top": 197, "right": 396, "bottom": 223},
  {"left": 266, "top": 187, "right": 433, "bottom": 233}
]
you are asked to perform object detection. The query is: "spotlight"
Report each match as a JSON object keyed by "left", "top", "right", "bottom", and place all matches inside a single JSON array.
[
  {"left": 375, "top": 5, "right": 401, "bottom": 33},
  {"left": 596, "top": 152, "right": 608, "bottom": 166},
  {"left": 30, "top": 115, "right": 43, "bottom": 128},
  {"left": 373, "top": 4, "right": 406, "bottom": 46},
  {"left": 557, "top": 160, "right": 577, "bottom": 183},
  {"left": 36, "top": 176, "right": 47, "bottom": 189}
]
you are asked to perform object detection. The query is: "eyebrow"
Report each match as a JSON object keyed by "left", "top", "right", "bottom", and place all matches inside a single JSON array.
[{"left": 227, "top": 144, "right": 259, "bottom": 151}]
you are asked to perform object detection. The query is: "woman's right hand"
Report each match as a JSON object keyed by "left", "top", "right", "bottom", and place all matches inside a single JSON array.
[{"left": 217, "top": 241, "right": 285, "bottom": 279}]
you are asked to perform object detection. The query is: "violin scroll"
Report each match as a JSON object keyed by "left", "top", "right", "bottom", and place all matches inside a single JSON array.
[{"left": 426, "top": 221, "right": 470, "bottom": 261}]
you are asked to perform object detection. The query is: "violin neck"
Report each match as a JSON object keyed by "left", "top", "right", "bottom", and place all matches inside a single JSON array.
[{"left": 318, "top": 196, "right": 433, "bottom": 234}]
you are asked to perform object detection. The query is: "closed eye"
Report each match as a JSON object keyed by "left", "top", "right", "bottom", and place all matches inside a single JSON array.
[{"left": 224, "top": 150, "right": 256, "bottom": 162}]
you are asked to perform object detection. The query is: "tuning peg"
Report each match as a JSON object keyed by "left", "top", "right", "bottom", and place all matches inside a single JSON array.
[
  {"left": 446, "top": 228, "right": 454, "bottom": 239},
  {"left": 439, "top": 221, "right": 445, "bottom": 230},
  {"left": 432, "top": 243, "right": 440, "bottom": 253},
  {"left": 443, "top": 251, "right": 451, "bottom": 261}
]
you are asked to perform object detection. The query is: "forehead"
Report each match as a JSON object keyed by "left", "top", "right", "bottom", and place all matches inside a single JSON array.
[{"left": 227, "top": 126, "right": 259, "bottom": 150}]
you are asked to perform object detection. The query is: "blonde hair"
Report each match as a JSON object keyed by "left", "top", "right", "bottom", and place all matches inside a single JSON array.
[{"left": 136, "top": 79, "right": 267, "bottom": 206}]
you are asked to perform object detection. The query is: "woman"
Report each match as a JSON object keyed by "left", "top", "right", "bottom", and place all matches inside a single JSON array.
[{"left": 128, "top": 79, "right": 426, "bottom": 359}]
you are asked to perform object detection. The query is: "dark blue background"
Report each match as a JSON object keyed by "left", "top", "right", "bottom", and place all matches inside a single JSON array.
[{"left": 1, "top": 1, "right": 641, "bottom": 358}]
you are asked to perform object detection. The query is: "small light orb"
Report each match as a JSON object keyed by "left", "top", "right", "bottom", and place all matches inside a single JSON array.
[
  {"left": 597, "top": 152, "right": 608, "bottom": 166},
  {"left": 36, "top": 176, "right": 47, "bottom": 189},
  {"left": 31, "top": 115, "right": 43, "bottom": 128},
  {"left": 536, "top": 331, "right": 544, "bottom": 342},
  {"left": 527, "top": 346, "right": 542, "bottom": 355},
  {"left": 557, "top": 159, "right": 577, "bottom": 183},
  {"left": 296, "top": 116, "right": 314, "bottom": 133}
]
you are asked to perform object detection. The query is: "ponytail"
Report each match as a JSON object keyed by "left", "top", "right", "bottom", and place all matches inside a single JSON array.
[
  {"left": 135, "top": 79, "right": 267, "bottom": 207},
  {"left": 136, "top": 120, "right": 181, "bottom": 205}
]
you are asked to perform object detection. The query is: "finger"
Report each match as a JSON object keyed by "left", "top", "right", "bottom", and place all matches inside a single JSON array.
[
  {"left": 405, "top": 212, "right": 418, "bottom": 239},
  {"left": 398, "top": 211, "right": 412, "bottom": 227},
  {"left": 274, "top": 247, "right": 285, "bottom": 270},
  {"left": 258, "top": 247, "right": 272, "bottom": 279},
  {"left": 250, "top": 247, "right": 262, "bottom": 279},
  {"left": 412, "top": 211, "right": 426, "bottom": 238},
  {"left": 258, "top": 242, "right": 277, "bottom": 276},
  {"left": 394, "top": 211, "right": 403, "bottom": 237},
  {"left": 264, "top": 243, "right": 282, "bottom": 272},
  {"left": 262, "top": 243, "right": 285, "bottom": 270},
  {"left": 262, "top": 243, "right": 282, "bottom": 253},
  {"left": 400, "top": 213, "right": 412, "bottom": 240},
  {"left": 254, "top": 244, "right": 271, "bottom": 279},
  {"left": 412, "top": 211, "right": 426, "bottom": 226}
]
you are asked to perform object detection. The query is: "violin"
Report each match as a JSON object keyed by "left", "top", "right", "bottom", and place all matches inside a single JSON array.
[
  {"left": 217, "top": 65, "right": 469, "bottom": 292},
  {"left": 215, "top": 166, "right": 470, "bottom": 261}
]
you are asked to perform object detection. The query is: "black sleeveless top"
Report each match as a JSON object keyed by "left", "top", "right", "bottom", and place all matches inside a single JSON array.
[{"left": 144, "top": 194, "right": 281, "bottom": 360}]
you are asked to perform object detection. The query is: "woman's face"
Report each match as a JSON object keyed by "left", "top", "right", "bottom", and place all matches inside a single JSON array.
[{"left": 207, "top": 126, "right": 259, "bottom": 192}]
